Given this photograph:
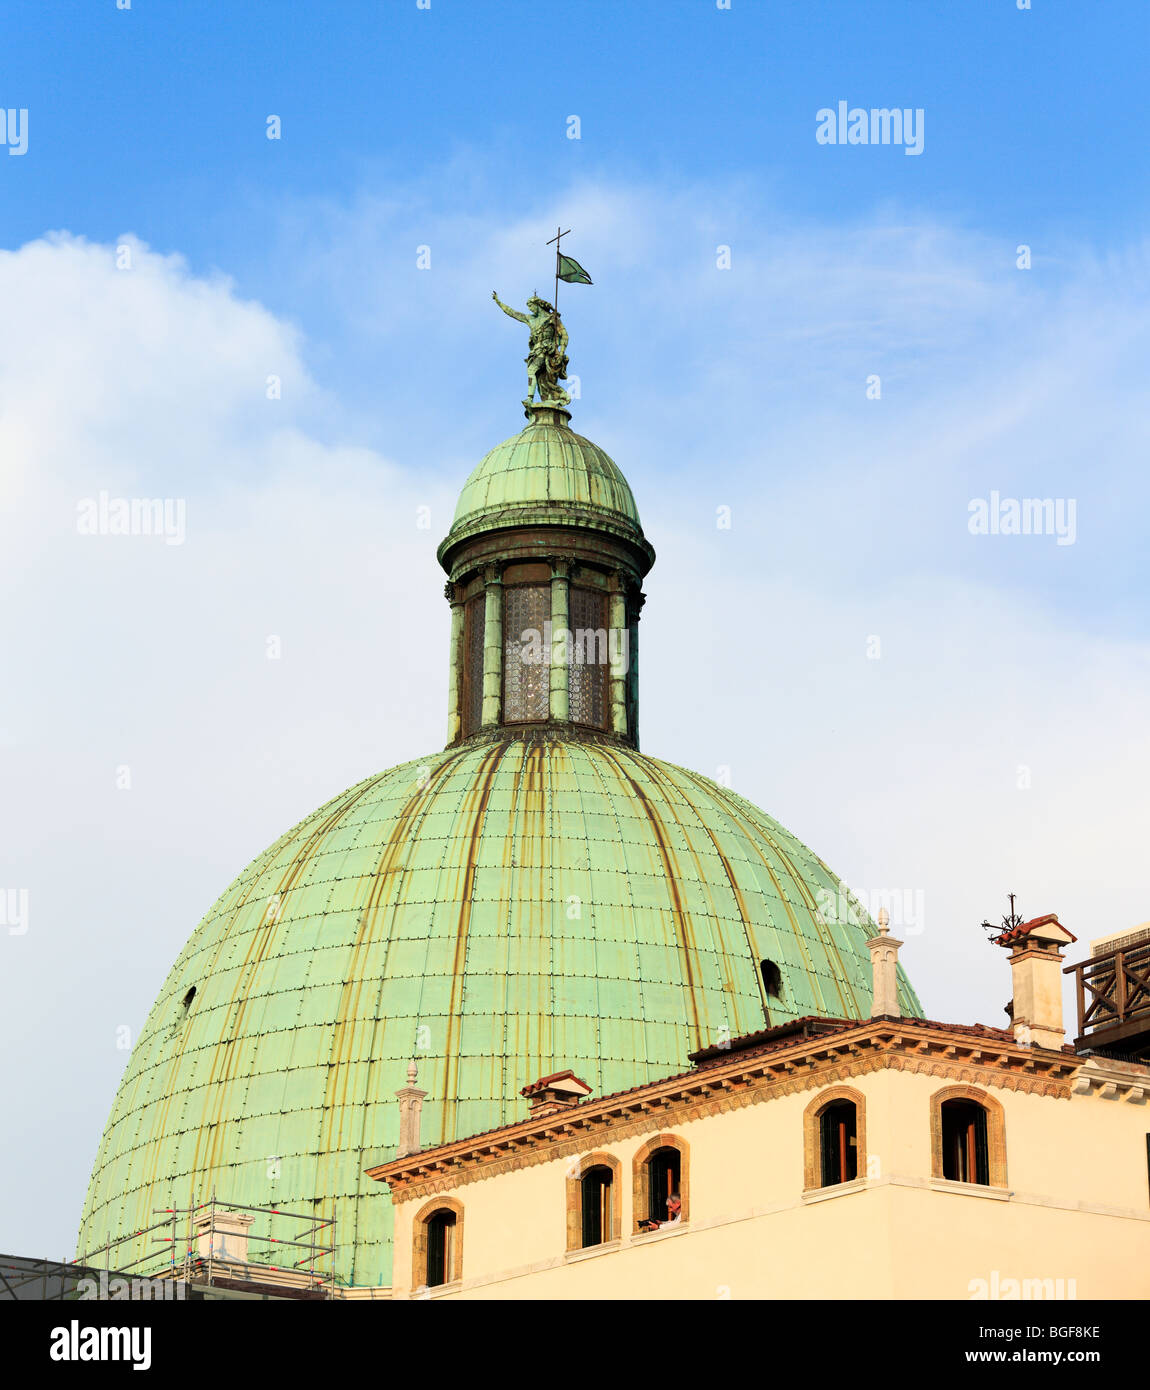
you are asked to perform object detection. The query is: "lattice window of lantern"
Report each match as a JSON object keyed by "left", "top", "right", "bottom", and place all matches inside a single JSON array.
[
  {"left": 568, "top": 586, "right": 608, "bottom": 729},
  {"left": 503, "top": 585, "right": 550, "bottom": 722},
  {"left": 462, "top": 594, "right": 485, "bottom": 736}
]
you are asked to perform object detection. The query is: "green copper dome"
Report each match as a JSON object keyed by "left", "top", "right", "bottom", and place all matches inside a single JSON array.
[
  {"left": 441, "top": 407, "right": 648, "bottom": 560},
  {"left": 77, "top": 733, "right": 921, "bottom": 1287},
  {"left": 79, "top": 306, "right": 924, "bottom": 1291}
]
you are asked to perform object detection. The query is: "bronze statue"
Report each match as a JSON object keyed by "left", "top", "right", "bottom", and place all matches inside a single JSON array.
[{"left": 492, "top": 291, "right": 571, "bottom": 411}]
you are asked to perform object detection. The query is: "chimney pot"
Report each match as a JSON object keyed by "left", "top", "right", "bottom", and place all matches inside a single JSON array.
[{"left": 998, "top": 913, "right": 1075, "bottom": 1049}]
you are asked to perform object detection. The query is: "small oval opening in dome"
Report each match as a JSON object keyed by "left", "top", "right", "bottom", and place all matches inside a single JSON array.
[
  {"left": 760, "top": 960, "right": 783, "bottom": 1000},
  {"left": 181, "top": 986, "right": 196, "bottom": 1010}
]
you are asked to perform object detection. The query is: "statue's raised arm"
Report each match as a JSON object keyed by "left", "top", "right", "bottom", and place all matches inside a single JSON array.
[{"left": 492, "top": 291, "right": 530, "bottom": 325}]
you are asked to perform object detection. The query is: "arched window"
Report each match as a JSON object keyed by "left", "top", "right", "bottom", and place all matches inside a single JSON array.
[
  {"left": 565, "top": 1153, "right": 621, "bottom": 1252},
  {"left": 803, "top": 1087, "right": 867, "bottom": 1192},
  {"left": 426, "top": 1210, "right": 456, "bottom": 1287},
  {"left": 580, "top": 1167, "right": 614, "bottom": 1247},
  {"left": 820, "top": 1099, "right": 858, "bottom": 1185},
  {"left": 646, "top": 1149, "right": 679, "bottom": 1222},
  {"left": 930, "top": 1086, "right": 1007, "bottom": 1189},
  {"left": 760, "top": 960, "right": 783, "bottom": 1000},
  {"left": 633, "top": 1135, "right": 689, "bottom": 1232},
  {"left": 940, "top": 1100, "right": 989, "bottom": 1185},
  {"left": 413, "top": 1197, "right": 464, "bottom": 1290}
]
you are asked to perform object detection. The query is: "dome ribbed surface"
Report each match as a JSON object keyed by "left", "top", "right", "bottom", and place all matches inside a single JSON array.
[
  {"left": 446, "top": 419, "right": 643, "bottom": 547},
  {"left": 78, "top": 734, "right": 921, "bottom": 1287}
]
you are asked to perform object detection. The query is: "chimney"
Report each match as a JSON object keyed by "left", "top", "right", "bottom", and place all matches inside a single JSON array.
[
  {"left": 520, "top": 1070, "right": 592, "bottom": 1118},
  {"left": 995, "top": 912, "right": 1076, "bottom": 1049},
  {"left": 193, "top": 1209, "right": 255, "bottom": 1265},
  {"left": 395, "top": 1059, "right": 428, "bottom": 1158},
  {"left": 866, "top": 908, "right": 903, "bottom": 1018}
]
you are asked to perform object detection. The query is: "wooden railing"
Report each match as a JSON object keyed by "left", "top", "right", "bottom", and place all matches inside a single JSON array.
[{"left": 1064, "top": 941, "right": 1150, "bottom": 1049}]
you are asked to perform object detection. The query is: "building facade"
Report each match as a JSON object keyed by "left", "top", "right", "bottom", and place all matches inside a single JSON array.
[{"left": 371, "top": 921, "right": 1150, "bottom": 1301}]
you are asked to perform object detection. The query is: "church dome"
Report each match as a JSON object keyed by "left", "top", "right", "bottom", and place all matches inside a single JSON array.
[
  {"left": 78, "top": 305, "right": 923, "bottom": 1290},
  {"left": 441, "top": 405, "right": 650, "bottom": 562},
  {"left": 78, "top": 733, "right": 920, "bottom": 1287}
]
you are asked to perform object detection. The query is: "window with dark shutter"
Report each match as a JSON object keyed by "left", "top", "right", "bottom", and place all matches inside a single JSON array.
[
  {"left": 818, "top": 1100, "right": 858, "bottom": 1186},
  {"left": 425, "top": 1210, "right": 456, "bottom": 1287},
  {"left": 647, "top": 1148, "right": 681, "bottom": 1222},
  {"left": 941, "top": 1099, "right": 989, "bottom": 1184},
  {"left": 580, "top": 1166, "right": 613, "bottom": 1247}
]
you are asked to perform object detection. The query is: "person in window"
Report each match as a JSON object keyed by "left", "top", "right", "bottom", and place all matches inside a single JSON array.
[{"left": 638, "top": 1192, "right": 682, "bottom": 1232}]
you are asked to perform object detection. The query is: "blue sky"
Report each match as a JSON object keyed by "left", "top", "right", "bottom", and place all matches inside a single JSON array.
[
  {"left": 3, "top": 0, "right": 1150, "bottom": 1260},
  {"left": 10, "top": 0, "right": 1148, "bottom": 631},
  {"left": 14, "top": 1, "right": 1150, "bottom": 250}
]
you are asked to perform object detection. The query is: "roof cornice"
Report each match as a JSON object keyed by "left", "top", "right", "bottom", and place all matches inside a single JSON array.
[{"left": 366, "top": 1017, "right": 1081, "bottom": 1201}]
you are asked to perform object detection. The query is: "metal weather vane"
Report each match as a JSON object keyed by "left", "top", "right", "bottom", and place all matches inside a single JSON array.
[
  {"left": 492, "top": 228, "right": 592, "bottom": 417},
  {"left": 981, "top": 892, "right": 1025, "bottom": 941}
]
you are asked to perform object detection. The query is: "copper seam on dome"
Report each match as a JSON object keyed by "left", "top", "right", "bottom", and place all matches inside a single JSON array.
[
  {"left": 674, "top": 767, "right": 849, "bottom": 1017},
  {"left": 577, "top": 741, "right": 654, "bottom": 1087},
  {"left": 523, "top": 740, "right": 550, "bottom": 1105},
  {"left": 128, "top": 774, "right": 386, "bottom": 1221},
  {"left": 190, "top": 776, "right": 391, "bottom": 1185},
  {"left": 636, "top": 758, "right": 764, "bottom": 1033},
  {"left": 497, "top": 738, "right": 554, "bottom": 1117},
  {"left": 125, "top": 771, "right": 386, "bottom": 1236},
  {"left": 478, "top": 742, "right": 548, "bottom": 1125},
  {"left": 316, "top": 753, "right": 462, "bottom": 1194},
  {"left": 471, "top": 740, "right": 530, "bottom": 1128},
  {"left": 735, "top": 790, "right": 862, "bottom": 1018},
  {"left": 385, "top": 759, "right": 474, "bottom": 1134},
  {"left": 438, "top": 742, "right": 508, "bottom": 1142},
  {"left": 559, "top": 743, "right": 608, "bottom": 1096},
  {"left": 673, "top": 794, "right": 767, "bottom": 1017},
  {"left": 595, "top": 748, "right": 704, "bottom": 1047},
  {"left": 772, "top": 845, "right": 865, "bottom": 1017}
]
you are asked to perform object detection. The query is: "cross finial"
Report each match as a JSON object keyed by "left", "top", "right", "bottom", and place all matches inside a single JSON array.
[{"left": 546, "top": 225, "right": 571, "bottom": 314}]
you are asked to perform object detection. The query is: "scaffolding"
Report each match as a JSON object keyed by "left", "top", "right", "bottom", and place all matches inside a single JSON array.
[{"left": 70, "top": 1195, "right": 337, "bottom": 1299}]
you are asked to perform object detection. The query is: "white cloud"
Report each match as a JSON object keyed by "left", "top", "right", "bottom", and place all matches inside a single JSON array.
[{"left": 0, "top": 235, "right": 451, "bottom": 1260}]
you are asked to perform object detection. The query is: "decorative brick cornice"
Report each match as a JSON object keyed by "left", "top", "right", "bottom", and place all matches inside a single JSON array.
[{"left": 367, "top": 1019, "right": 1079, "bottom": 1204}]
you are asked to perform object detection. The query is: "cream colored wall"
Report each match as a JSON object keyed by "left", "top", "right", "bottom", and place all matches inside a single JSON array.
[
  {"left": 414, "top": 1185, "right": 1150, "bottom": 1300},
  {"left": 883, "top": 1183, "right": 1148, "bottom": 1300},
  {"left": 868, "top": 1069, "right": 1150, "bottom": 1209},
  {"left": 388, "top": 1069, "right": 1150, "bottom": 1299}
]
